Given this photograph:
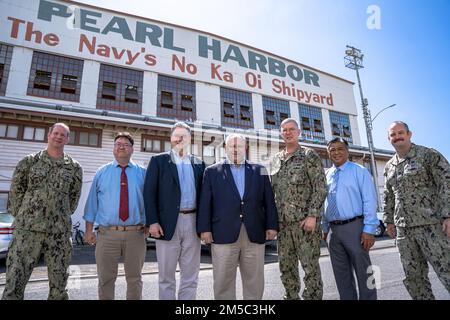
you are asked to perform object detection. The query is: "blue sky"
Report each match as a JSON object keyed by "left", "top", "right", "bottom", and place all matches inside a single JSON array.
[{"left": 77, "top": 0, "right": 450, "bottom": 159}]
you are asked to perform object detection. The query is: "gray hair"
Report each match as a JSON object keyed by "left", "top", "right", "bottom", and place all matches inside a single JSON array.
[
  {"left": 225, "top": 133, "right": 246, "bottom": 145},
  {"left": 280, "top": 118, "right": 299, "bottom": 128},
  {"left": 170, "top": 121, "right": 191, "bottom": 135}
]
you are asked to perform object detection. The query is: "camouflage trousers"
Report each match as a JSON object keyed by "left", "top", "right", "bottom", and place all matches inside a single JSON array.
[
  {"left": 278, "top": 222, "right": 323, "bottom": 300},
  {"left": 396, "top": 223, "right": 450, "bottom": 300},
  {"left": 1, "top": 229, "right": 72, "bottom": 300}
]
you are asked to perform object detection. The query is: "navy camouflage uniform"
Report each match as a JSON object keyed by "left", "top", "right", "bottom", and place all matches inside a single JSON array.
[
  {"left": 270, "top": 147, "right": 327, "bottom": 300},
  {"left": 2, "top": 150, "right": 83, "bottom": 300},
  {"left": 383, "top": 144, "right": 450, "bottom": 300}
]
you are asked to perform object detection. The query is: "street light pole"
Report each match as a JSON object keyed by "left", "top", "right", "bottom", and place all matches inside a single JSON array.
[
  {"left": 371, "top": 104, "right": 396, "bottom": 124},
  {"left": 344, "top": 45, "right": 382, "bottom": 210}
]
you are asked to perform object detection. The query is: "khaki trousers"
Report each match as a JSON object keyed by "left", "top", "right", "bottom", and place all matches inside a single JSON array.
[
  {"left": 155, "top": 213, "right": 201, "bottom": 300},
  {"left": 211, "top": 224, "right": 265, "bottom": 300},
  {"left": 95, "top": 227, "right": 146, "bottom": 300}
]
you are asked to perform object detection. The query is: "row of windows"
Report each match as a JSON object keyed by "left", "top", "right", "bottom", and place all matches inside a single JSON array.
[
  {"left": 299, "top": 104, "right": 353, "bottom": 143},
  {"left": 0, "top": 120, "right": 367, "bottom": 177},
  {"left": 0, "top": 121, "right": 101, "bottom": 147},
  {"left": 0, "top": 120, "right": 282, "bottom": 165},
  {"left": 1, "top": 49, "right": 352, "bottom": 143}
]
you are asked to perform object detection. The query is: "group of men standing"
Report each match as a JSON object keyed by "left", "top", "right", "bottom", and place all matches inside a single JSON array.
[{"left": 1, "top": 118, "right": 449, "bottom": 300}]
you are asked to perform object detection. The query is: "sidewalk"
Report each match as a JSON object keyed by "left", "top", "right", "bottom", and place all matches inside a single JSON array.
[{"left": 0, "top": 238, "right": 396, "bottom": 285}]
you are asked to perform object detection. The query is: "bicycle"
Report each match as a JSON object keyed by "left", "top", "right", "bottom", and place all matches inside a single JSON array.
[{"left": 72, "top": 221, "right": 85, "bottom": 246}]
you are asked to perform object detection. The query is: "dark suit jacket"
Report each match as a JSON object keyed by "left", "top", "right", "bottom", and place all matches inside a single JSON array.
[
  {"left": 197, "top": 161, "right": 279, "bottom": 244},
  {"left": 143, "top": 151, "right": 206, "bottom": 241}
]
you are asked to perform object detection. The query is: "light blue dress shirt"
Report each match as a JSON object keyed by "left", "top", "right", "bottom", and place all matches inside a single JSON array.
[
  {"left": 172, "top": 150, "right": 196, "bottom": 210},
  {"left": 83, "top": 160, "right": 146, "bottom": 226},
  {"left": 225, "top": 158, "right": 246, "bottom": 199},
  {"left": 322, "top": 161, "right": 378, "bottom": 234}
]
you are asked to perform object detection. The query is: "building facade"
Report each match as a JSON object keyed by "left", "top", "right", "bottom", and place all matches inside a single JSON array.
[{"left": 0, "top": 0, "right": 393, "bottom": 227}]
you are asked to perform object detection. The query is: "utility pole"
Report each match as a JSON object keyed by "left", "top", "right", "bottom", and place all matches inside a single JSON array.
[{"left": 344, "top": 45, "right": 381, "bottom": 210}]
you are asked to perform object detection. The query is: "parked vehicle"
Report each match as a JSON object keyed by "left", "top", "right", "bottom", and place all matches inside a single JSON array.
[
  {"left": 0, "top": 211, "right": 14, "bottom": 259},
  {"left": 375, "top": 212, "right": 386, "bottom": 237}
]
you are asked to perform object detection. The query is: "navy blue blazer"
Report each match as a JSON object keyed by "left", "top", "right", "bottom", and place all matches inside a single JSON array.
[
  {"left": 197, "top": 161, "right": 279, "bottom": 244},
  {"left": 143, "top": 151, "right": 206, "bottom": 241}
]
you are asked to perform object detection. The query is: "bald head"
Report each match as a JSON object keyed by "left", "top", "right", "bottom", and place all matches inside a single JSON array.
[
  {"left": 225, "top": 134, "right": 247, "bottom": 164},
  {"left": 388, "top": 121, "right": 409, "bottom": 133}
]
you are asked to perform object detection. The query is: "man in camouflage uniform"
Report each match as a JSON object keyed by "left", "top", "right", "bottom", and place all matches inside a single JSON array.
[
  {"left": 2, "top": 123, "right": 83, "bottom": 300},
  {"left": 383, "top": 121, "right": 450, "bottom": 300},
  {"left": 270, "top": 118, "right": 327, "bottom": 300}
]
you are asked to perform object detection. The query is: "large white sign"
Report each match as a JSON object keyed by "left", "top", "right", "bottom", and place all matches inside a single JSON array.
[{"left": 0, "top": 0, "right": 358, "bottom": 115}]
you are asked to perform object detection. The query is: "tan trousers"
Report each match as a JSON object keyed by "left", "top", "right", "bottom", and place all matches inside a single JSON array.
[
  {"left": 95, "top": 227, "right": 146, "bottom": 300},
  {"left": 211, "top": 224, "right": 265, "bottom": 300}
]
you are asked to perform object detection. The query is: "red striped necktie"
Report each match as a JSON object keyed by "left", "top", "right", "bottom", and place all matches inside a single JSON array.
[{"left": 119, "top": 166, "right": 129, "bottom": 222}]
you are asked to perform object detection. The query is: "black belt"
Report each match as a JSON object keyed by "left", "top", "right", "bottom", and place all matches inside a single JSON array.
[
  {"left": 329, "top": 215, "right": 363, "bottom": 226},
  {"left": 180, "top": 209, "right": 196, "bottom": 214}
]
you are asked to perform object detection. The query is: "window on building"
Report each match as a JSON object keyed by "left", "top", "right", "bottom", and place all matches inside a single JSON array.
[
  {"left": 298, "top": 104, "right": 325, "bottom": 142},
  {"left": 181, "top": 94, "right": 194, "bottom": 111},
  {"left": 314, "top": 119, "right": 323, "bottom": 133},
  {"left": 223, "top": 102, "right": 235, "bottom": 118},
  {"left": 191, "top": 133, "right": 224, "bottom": 165},
  {"left": 220, "top": 88, "right": 253, "bottom": 129},
  {"left": 97, "top": 64, "right": 143, "bottom": 114},
  {"left": 0, "top": 192, "right": 9, "bottom": 212},
  {"left": 60, "top": 74, "right": 78, "bottom": 94},
  {"left": 68, "top": 128, "right": 101, "bottom": 147},
  {"left": 161, "top": 91, "right": 174, "bottom": 108},
  {"left": 33, "top": 70, "right": 52, "bottom": 90},
  {"left": 262, "top": 96, "right": 291, "bottom": 130},
  {"left": 0, "top": 121, "right": 101, "bottom": 147},
  {"left": 23, "top": 126, "right": 45, "bottom": 141},
  {"left": 142, "top": 135, "right": 171, "bottom": 153},
  {"left": 0, "top": 64, "right": 4, "bottom": 85},
  {"left": 0, "top": 43, "right": 13, "bottom": 96},
  {"left": 0, "top": 123, "right": 19, "bottom": 139},
  {"left": 265, "top": 110, "right": 276, "bottom": 125},
  {"left": 343, "top": 125, "right": 352, "bottom": 137},
  {"left": 301, "top": 117, "right": 311, "bottom": 131},
  {"left": 125, "top": 85, "right": 139, "bottom": 103},
  {"left": 101, "top": 81, "right": 116, "bottom": 100},
  {"left": 240, "top": 105, "right": 251, "bottom": 121},
  {"left": 157, "top": 75, "right": 196, "bottom": 120},
  {"left": 329, "top": 111, "right": 353, "bottom": 144},
  {"left": 27, "top": 51, "right": 83, "bottom": 101},
  {"left": 331, "top": 123, "right": 340, "bottom": 136}
]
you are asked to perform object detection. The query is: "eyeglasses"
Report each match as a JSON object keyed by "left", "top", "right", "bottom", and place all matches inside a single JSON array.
[{"left": 114, "top": 143, "right": 132, "bottom": 149}]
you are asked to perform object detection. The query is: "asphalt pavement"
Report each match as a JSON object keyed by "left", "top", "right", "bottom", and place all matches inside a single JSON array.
[{"left": 0, "top": 237, "right": 396, "bottom": 285}]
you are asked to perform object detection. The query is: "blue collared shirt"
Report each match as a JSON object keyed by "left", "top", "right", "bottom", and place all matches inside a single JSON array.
[
  {"left": 225, "top": 158, "right": 246, "bottom": 199},
  {"left": 83, "top": 160, "right": 146, "bottom": 226},
  {"left": 322, "top": 161, "right": 378, "bottom": 234},
  {"left": 172, "top": 150, "right": 196, "bottom": 210}
]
